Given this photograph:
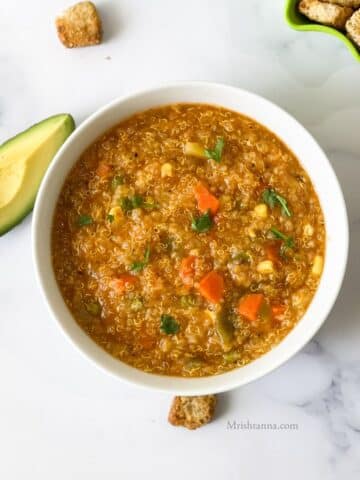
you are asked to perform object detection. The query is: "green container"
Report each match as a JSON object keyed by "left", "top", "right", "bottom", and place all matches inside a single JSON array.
[{"left": 285, "top": 0, "right": 360, "bottom": 61}]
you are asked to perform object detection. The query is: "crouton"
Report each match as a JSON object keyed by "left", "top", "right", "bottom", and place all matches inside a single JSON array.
[
  {"left": 323, "top": 0, "right": 360, "bottom": 7},
  {"left": 56, "top": 1, "right": 102, "bottom": 48},
  {"left": 168, "top": 395, "right": 217, "bottom": 430},
  {"left": 299, "top": 0, "right": 353, "bottom": 29},
  {"left": 346, "top": 9, "right": 360, "bottom": 46}
]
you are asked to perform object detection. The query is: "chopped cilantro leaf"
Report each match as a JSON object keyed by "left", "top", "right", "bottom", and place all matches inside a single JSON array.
[
  {"left": 132, "top": 195, "right": 144, "bottom": 209},
  {"left": 270, "top": 227, "right": 295, "bottom": 249},
  {"left": 119, "top": 195, "right": 158, "bottom": 213},
  {"left": 191, "top": 210, "right": 213, "bottom": 233},
  {"left": 77, "top": 214, "right": 93, "bottom": 226},
  {"left": 160, "top": 314, "right": 180, "bottom": 335},
  {"left": 119, "top": 197, "right": 134, "bottom": 213},
  {"left": 205, "top": 137, "right": 225, "bottom": 163},
  {"left": 130, "top": 245, "right": 151, "bottom": 273},
  {"left": 262, "top": 188, "right": 292, "bottom": 217}
]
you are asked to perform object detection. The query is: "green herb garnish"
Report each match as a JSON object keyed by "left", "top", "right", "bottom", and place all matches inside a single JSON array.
[
  {"left": 270, "top": 227, "right": 295, "bottom": 250},
  {"left": 160, "top": 314, "right": 180, "bottom": 335},
  {"left": 111, "top": 174, "right": 124, "bottom": 190},
  {"left": 107, "top": 214, "right": 114, "bottom": 223},
  {"left": 130, "top": 245, "right": 151, "bottom": 273},
  {"left": 191, "top": 210, "right": 213, "bottom": 233},
  {"left": 120, "top": 195, "right": 142, "bottom": 212},
  {"left": 205, "top": 137, "right": 225, "bottom": 163},
  {"left": 262, "top": 188, "right": 291, "bottom": 217},
  {"left": 132, "top": 195, "right": 144, "bottom": 208},
  {"left": 119, "top": 197, "right": 134, "bottom": 213},
  {"left": 119, "top": 195, "right": 158, "bottom": 213},
  {"left": 77, "top": 214, "right": 93, "bottom": 226}
]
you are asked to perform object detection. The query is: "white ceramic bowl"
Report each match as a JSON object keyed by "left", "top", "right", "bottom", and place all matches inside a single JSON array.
[{"left": 32, "top": 82, "right": 348, "bottom": 395}]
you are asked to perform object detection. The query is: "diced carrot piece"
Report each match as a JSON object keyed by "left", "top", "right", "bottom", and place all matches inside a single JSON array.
[
  {"left": 238, "top": 294, "right": 264, "bottom": 322},
  {"left": 180, "top": 255, "right": 196, "bottom": 286},
  {"left": 198, "top": 271, "right": 224, "bottom": 303},
  {"left": 96, "top": 162, "right": 111, "bottom": 177},
  {"left": 111, "top": 274, "right": 137, "bottom": 294},
  {"left": 138, "top": 334, "right": 156, "bottom": 351},
  {"left": 264, "top": 242, "right": 281, "bottom": 263},
  {"left": 194, "top": 183, "right": 219, "bottom": 215},
  {"left": 271, "top": 304, "right": 286, "bottom": 318}
]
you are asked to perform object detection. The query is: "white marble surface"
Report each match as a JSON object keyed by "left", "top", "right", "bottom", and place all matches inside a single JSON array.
[{"left": 1, "top": 0, "right": 360, "bottom": 478}]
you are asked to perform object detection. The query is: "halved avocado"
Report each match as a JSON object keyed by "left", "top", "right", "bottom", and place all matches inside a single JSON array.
[{"left": 0, "top": 114, "right": 75, "bottom": 235}]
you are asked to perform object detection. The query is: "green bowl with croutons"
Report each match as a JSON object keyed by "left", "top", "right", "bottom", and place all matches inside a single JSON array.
[{"left": 285, "top": 0, "right": 360, "bottom": 61}]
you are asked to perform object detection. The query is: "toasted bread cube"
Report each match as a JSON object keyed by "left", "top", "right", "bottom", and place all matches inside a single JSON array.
[
  {"left": 298, "top": 0, "right": 353, "bottom": 29},
  {"left": 324, "top": 0, "right": 360, "bottom": 7},
  {"left": 56, "top": 1, "right": 102, "bottom": 48},
  {"left": 168, "top": 395, "right": 217, "bottom": 430},
  {"left": 346, "top": 9, "right": 360, "bottom": 47}
]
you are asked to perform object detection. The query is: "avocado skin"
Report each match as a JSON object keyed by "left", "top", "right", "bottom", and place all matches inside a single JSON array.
[{"left": 0, "top": 114, "right": 75, "bottom": 236}]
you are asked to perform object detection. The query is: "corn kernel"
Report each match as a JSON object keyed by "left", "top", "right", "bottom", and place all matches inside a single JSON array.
[
  {"left": 303, "top": 224, "right": 314, "bottom": 237},
  {"left": 108, "top": 206, "right": 123, "bottom": 223},
  {"left": 161, "top": 163, "right": 173, "bottom": 177},
  {"left": 257, "top": 260, "right": 274, "bottom": 274},
  {"left": 247, "top": 227, "right": 256, "bottom": 239},
  {"left": 254, "top": 203, "right": 268, "bottom": 218},
  {"left": 311, "top": 255, "right": 323, "bottom": 276},
  {"left": 183, "top": 142, "right": 206, "bottom": 159}
]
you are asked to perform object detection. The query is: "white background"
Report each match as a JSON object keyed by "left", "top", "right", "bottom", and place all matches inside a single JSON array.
[{"left": 1, "top": 1, "right": 360, "bottom": 479}]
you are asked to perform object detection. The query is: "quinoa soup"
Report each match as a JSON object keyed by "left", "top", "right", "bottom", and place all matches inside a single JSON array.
[{"left": 52, "top": 104, "right": 325, "bottom": 377}]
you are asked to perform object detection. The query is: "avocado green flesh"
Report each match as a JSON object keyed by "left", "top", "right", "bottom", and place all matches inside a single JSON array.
[{"left": 0, "top": 114, "right": 75, "bottom": 235}]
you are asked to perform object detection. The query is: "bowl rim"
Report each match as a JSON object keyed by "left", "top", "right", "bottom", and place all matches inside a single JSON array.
[
  {"left": 284, "top": 0, "right": 360, "bottom": 62},
  {"left": 32, "top": 81, "right": 349, "bottom": 395}
]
